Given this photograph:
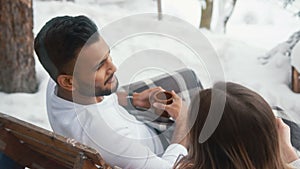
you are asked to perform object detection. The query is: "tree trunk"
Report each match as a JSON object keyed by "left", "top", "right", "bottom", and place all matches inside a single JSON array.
[
  {"left": 38, "top": 0, "right": 74, "bottom": 1},
  {"left": 157, "top": 0, "right": 162, "bottom": 20},
  {"left": 292, "top": 66, "right": 300, "bottom": 93},
  {"left": 224, "top": 0, "right": 237, "bottom": 33},
  {"left": 199, "top": 0, "right": 213, "bottom": 29},
  {"left": 0, "top": 0, "right": 37, "bottom": 93}
]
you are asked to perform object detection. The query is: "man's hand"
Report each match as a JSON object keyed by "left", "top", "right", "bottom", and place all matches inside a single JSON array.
[
  {"left": 276, "top": 118, "right": 299, "bottom": 163},
  {"left": 117, "top": 87, "right": 164, "bottom": 109},
  {"left": 132, "top": 87, "right": 164, "bottom": 109}
]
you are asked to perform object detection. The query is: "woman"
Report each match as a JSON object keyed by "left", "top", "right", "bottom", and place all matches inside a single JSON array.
[{"left": 174, "top": 82, "right": 300, "bottom": 169}]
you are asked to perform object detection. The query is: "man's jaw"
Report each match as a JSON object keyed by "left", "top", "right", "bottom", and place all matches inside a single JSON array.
[{"left": 95, "top": 76, "right": 119, "bottom": 97}]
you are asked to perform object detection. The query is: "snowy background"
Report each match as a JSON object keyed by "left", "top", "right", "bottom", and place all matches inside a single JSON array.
[{"left": 0, "top": 0, "right": 300, "bottom": 131}]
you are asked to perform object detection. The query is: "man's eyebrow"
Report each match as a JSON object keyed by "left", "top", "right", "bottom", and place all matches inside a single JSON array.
[{"left": 92, "top": 50, "right": 111, "bottom": 70}]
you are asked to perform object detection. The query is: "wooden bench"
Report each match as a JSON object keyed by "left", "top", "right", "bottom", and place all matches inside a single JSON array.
[{"left": 0, "top": 112, "right": 113, "bottom": 169}]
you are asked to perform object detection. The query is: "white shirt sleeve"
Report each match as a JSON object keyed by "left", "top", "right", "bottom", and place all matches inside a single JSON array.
[
  {"left": 77, "top": 107, "right": 187, "bottom": 169},
  {"left": 290, "top": 158, "right": 300, "bottom": 168},
  {"left": 162, "top": 144, "right": 187, "bottom": 165}
]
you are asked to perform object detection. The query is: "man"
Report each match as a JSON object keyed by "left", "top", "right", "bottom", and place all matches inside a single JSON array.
[{"left": 34, "top": 15, "right": 188, "bottom": 168}]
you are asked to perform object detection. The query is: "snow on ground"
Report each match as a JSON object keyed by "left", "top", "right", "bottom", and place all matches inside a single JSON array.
[{"left": 0, "top": 0, "right": 300, "bottom": 131}]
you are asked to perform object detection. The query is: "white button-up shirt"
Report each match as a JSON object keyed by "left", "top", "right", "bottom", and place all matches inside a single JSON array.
[{"left": 46, "top": 79, "right": 187, "bottom": 169}]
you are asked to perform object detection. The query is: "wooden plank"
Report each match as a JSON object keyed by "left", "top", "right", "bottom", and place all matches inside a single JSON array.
[
  {"left": 292, "top": 67, "right": 300, "bottom": 93},
  {"left": 81, "top": 159, "right": 100, "bottom": 169},
  {"left": 26, "top": 144, "right": 74, "bottom": 168},
  {"left": 0, "top": 114, "right": 84, "bottom": 152},
  {"left": 11, "top": 131, "right": 76, "bottom": 164},
  {"left": 2, "top": 118, "right": 79, "bottom": 155},
  {"left": 73, "top": 153, "right": 99, "bottom": 169},
  {"left": 0, "top": 112, "right": 104, "bottom": 165},
  {"left": 19, "top": 134, "right": 109, "bottom": 169},
  {"left": 0, "top": 128, "right": 68, "bottom": 169}
]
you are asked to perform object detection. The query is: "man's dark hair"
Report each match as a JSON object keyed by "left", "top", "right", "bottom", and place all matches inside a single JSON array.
[{"left": 34, "top": 15, "right": 100, "bottom": 81}]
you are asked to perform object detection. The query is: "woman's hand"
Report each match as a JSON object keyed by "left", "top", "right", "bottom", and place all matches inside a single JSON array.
[
  {"left": 276, "top": 118, "right": 299, "bottom": 163},
  {"left": 152, "top": 90, "right": 189, "bottom": 147},
  {"left": 152, "top": 90, "right": 187, "bottom": 120}
]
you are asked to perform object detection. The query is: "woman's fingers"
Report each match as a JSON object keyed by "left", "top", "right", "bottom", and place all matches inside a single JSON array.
[
  {"left": 170, "top": 90, "right": 180, "bottom": 100},
  {"left": 151, "top": 90, "right": 185, "bottom": 120},
  {"left": 149, "top": 87, "right": 165, "bottom": 99},
  {"left": 153, "top": 102, "right": 166, "bottom": 110}
]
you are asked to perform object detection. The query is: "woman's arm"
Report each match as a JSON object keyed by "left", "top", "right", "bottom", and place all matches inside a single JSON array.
[{"left": 153, "top": 90, "right": 189, "bottom": 148}]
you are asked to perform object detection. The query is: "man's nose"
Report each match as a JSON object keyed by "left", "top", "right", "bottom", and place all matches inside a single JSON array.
[{"left": 107, "top": 58, "right": 117, "bottom": 73}]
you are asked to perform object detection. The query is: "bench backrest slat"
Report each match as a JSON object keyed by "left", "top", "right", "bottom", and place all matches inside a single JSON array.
[{"left": 0, "top": 112, "right": 110, "bottom": 169}]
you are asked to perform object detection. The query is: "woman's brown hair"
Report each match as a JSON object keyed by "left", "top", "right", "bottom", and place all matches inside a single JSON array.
[{"left": 175, "top": 82, "right": 291, "bottom": 169}]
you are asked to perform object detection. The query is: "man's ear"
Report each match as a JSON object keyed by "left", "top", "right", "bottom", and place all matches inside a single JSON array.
[{"left": 57, "top": 75, "right": 74, "bottom": 91}]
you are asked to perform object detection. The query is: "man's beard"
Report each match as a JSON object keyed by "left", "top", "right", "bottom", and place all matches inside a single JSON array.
[
  {"left": 76, "top": 76, "right": 119, "bottom": 97},
  {"left": 95, "top": 78, "right": 119, "bottom": 96}
]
